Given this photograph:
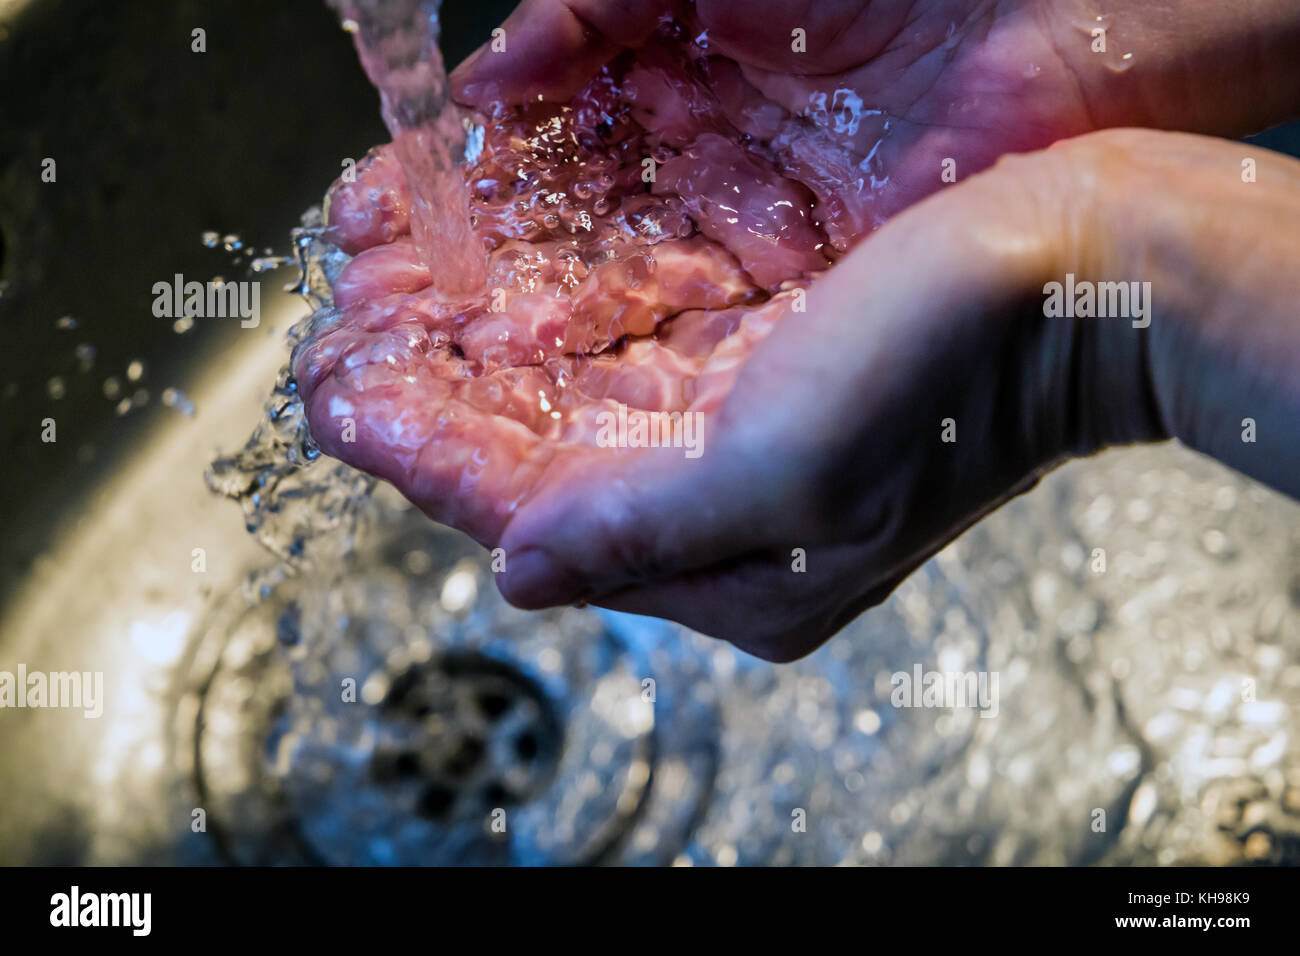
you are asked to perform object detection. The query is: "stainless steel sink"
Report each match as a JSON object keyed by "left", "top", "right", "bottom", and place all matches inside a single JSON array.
[{"left": 3, "top": 0, "right": 1299, "bottom": 866}]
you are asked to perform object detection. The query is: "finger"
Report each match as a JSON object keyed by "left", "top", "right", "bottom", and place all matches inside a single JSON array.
[
  {"left": 331, "top": 239, "right": 432, "bottom": 308},
  {"left": 304, "top": 351, "right": 570, "bottom": 547},
  {"left": 450, "top": 0, "right": 676, "bottom": 109},
  {"left": 324, "top": 145, "right": 413, "bottom": 254},
  {"left": 294, "top": 306, "right": 579, "bottom": 546},
  {"left": 495, "top": 431, "right": 792, "bottom": 608}
]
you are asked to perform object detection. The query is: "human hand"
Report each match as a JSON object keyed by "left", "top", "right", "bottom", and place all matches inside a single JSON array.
[
  {"left": 492, "top": 128, "right": 1300, "bottom": 660},
  {"left": 299, "top": 2, "right": 1300, "bottom": 661},
  {"left": 451, "top": 0, "right": 1300, "bottom": 230}
]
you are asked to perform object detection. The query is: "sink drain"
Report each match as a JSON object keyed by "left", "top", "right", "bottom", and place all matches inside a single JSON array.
[
  {"left": 179, "top": 511, "right": 715, "bottom": 865},
  {"left": 369, "top": 653, "right": 563, "bottom": 823},
  {"left": 274, "top": 643, "right": 588, "bottom": 865}
]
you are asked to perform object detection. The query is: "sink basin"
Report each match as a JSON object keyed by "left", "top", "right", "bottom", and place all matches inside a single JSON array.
[{"left": 3, "top": 0, "right": 1299, "bottom": 866}]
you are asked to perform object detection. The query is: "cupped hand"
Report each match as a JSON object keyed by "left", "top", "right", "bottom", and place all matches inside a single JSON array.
[
  {"left": 302, "top": 0, "right": 1111, "bottom": 550},
  {"left": 298, "top": 0, "right": 1300, "bottom": 660},
  {"left": 494, "top": 129, "right": 1300, "bottom": 660}
]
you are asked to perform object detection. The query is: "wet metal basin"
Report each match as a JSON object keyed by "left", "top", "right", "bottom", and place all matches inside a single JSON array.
[{"left": 3, "top": 0, "right": 1300, "bottom": 866}]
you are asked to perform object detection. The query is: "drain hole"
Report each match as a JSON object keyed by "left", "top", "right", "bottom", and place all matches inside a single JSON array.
[
  {"left": 395, "top": 751, "right": 421, "bottom": 777},
  {"left": 417, "top": 784, "right": 457, "bottom": 820},
  {"left": 371, "top": 749, "right": 422, "bottom": 783},
  {"left": 363, "top": 653, "right": 563, "bottom": 819},
  {"left": 384, "top": 669, "right": 422, "bottom": 711},
  {"left": 515, "top": 732, "right": 539, "bottom": 761},
  {"left": 445, "top": 736, "right": 484, "bottom": 777}
]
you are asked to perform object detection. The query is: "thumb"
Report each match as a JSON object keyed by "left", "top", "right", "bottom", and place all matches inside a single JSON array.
[{"left": 496, "top": 436, "right": 774, "bottom": 608}]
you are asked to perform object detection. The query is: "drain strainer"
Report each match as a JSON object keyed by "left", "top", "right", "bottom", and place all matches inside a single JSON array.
[
  {"left": 179, "top": 511, "right": 714, "bottom": 865},
  {"left": 365, "top": 653, "right": 564, "bottom": 824}
]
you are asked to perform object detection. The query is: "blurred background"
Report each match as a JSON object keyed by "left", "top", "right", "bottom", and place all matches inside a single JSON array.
[{"left": 1, "top": 0, "right": 1298, "bottom": 865}]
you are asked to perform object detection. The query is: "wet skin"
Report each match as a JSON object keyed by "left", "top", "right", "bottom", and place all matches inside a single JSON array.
[{"left": 301, "top": 1, "right": 1300, "bottom": 660}]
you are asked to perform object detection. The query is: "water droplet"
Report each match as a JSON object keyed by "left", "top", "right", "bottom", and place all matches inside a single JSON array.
[
  {"left": 1107, "top": 52, "right": 1136, "bottom": 74},
  {"left": 252, "top": 255, "right": 293, "bottom": 273},
  {"left": 162, "top": 386, "right": 197, "bottom": 417},
  {"left": 75, "top": 343, "right": 95, "bottom": 372}
]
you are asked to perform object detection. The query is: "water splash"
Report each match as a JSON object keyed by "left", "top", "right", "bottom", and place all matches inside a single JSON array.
[{"left": 205, "top": 208, "right": 380, "bottom": 597}]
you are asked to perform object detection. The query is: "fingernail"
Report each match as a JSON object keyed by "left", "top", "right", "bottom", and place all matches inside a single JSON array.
[{"left": 501, "top": 547, "right": 582, "bottom": 609}]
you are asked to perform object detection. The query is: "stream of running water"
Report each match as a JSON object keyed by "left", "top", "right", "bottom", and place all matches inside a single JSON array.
[{"left": 336, "top": 0, "right": 487, "bottom": 295}]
